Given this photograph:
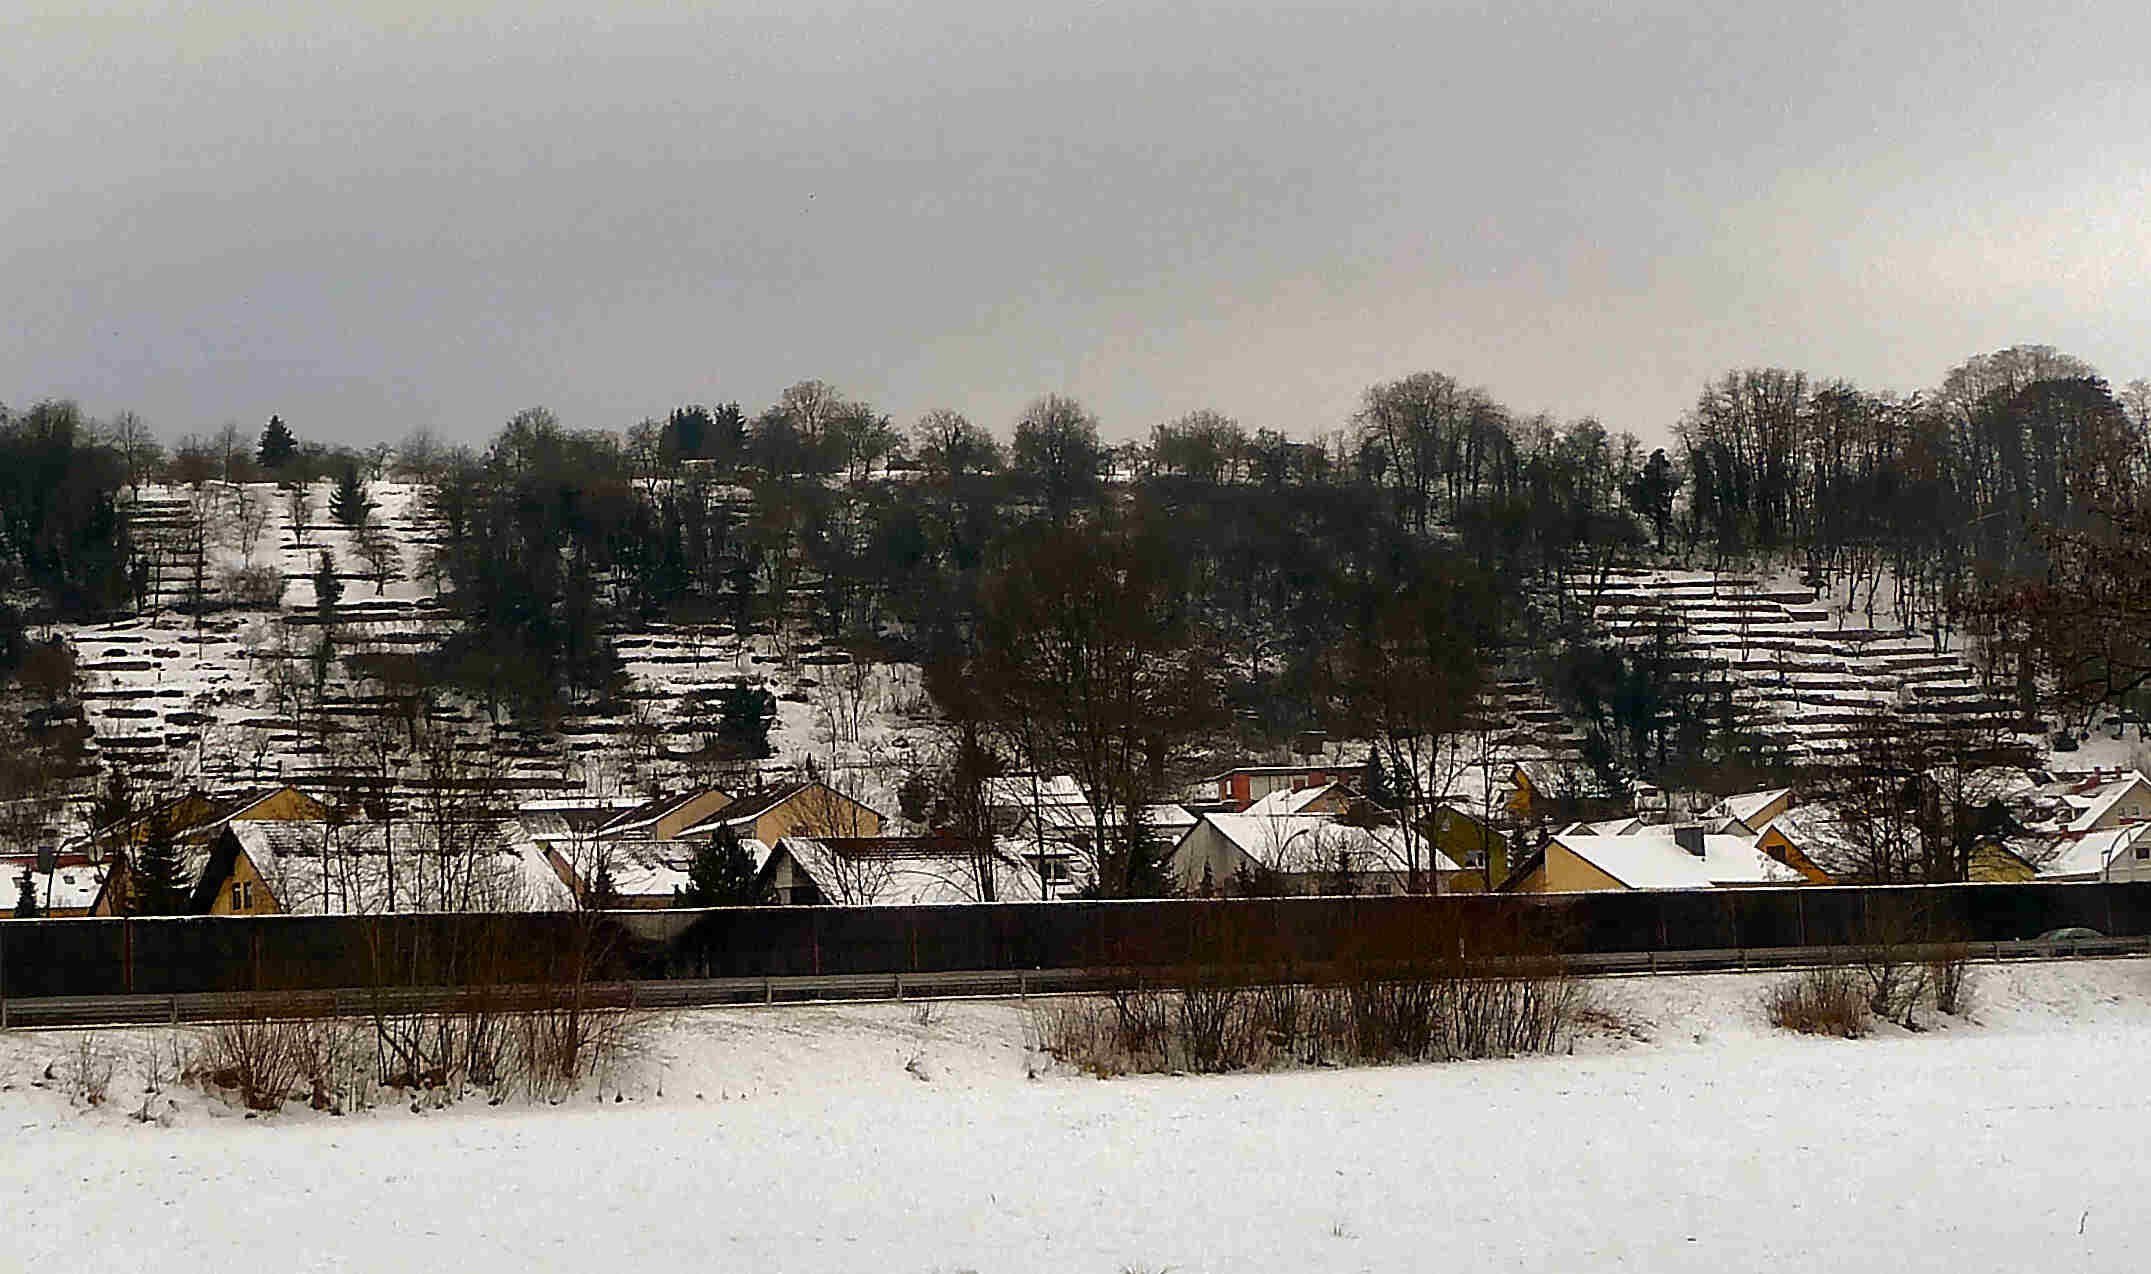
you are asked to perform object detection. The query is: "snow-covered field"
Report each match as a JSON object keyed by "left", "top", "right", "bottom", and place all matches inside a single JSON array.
[{"left": 6, "top": 961, "right": 2147, "bottom": 1272}]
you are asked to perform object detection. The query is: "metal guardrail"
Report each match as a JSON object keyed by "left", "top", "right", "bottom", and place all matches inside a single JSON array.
[{"left": 3, "top": 936, "right": 2143, "bottom": 1030}]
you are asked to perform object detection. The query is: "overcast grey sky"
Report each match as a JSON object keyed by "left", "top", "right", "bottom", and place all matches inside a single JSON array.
[{"left": 5, "top": 1, "right": 2147, "bottom": 449}]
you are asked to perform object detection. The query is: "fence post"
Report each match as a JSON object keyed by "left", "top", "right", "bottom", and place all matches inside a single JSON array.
[{"left": 0, "top": 924, "right": 8, "bottom": 1030}]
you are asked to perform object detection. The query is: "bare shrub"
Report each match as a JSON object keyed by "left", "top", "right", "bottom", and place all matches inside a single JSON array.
[
  {"left": 1248, "top": 982, "right": 1317, "bottom": 1062},
  {"left": 1349, "top": 977, "right": 1441, "bottom": 1061},
  {"left": 1176, "top": 978, "right": 1249, "bottom": 1073},
  {"left": 1029, "top": 999, "right": 1121, "bottom": 1077},
  {"left": 68, "top": 1035, "right": 116, "bottom": 1106},
  {"left": 1764, "top": 967, "right": 1872, "bottom": 1038},
  {"left": 1107, "top": 986, "right": 1172, "bottom": 1065},
  {"left": 1856, "top": 947, "right": 1926, "bottom": 1025},
  {"left": 509, "top": 998, "right": 646, "bottom": 1102},
  {"left": 1929, "top": 947, "right": 1977, "bottom": 1017},
  {"left": 288, "top": 1019, "right": 374, "bottom": 1113},
  {"left": 1445, "top": 966, "right": 1581, "bottom": 1059},
  {"left": 197, "top": 1019, "right": 305, "bottom": 1111}
]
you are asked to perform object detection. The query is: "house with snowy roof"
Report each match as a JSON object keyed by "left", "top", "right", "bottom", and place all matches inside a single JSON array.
[
  {"left": 547, "top": 835, "right": 778, "bottom": 908},
  {"left": 88, "top": 783, "right": 329, "bottom": 852},
  {"left": 676, "top": 779, "right": 884, "bottom": 844},
  {"left": 1201, "top": 763, "right": 1347, "bottom": 810},
  {"left": 3, "top": 851, "right": 104, "bottom": 917},
  {"left": 595, "top": 787, "right": 734, "bottom": 841},
  {"left": 2030, "top": 823, "right": 2151, "bottom": 883},
  {"left": 2031, "top": 770, "right": 2151, "bottom": 834},
  {"left": 755, "top": 835, "right": 1045, "bottom": 906},
  {"left": 1174, "top": 811, "right": 1463, "bottom": 897},
  {"left": 1498, "top": 825, "right": 1808, "bottom": 893},
  {"left": 95, "top": 819, "right": 576, "bottom": 916}
]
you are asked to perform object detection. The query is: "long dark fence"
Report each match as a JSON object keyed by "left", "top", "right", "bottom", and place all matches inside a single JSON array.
[{"left": 4, "top": 883, "right": 2149, "bottom": 1000}]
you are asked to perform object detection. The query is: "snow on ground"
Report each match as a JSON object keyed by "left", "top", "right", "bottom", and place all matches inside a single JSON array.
[{"left": 5, "top": 961, "right": 2149, "bottom": 1272}]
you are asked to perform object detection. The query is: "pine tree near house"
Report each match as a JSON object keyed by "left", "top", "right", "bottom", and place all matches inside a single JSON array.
[
  {"left": 588, "top": 862, "right": 623, "bottom": 910},
  {"left": 257, "top": 415, "right": 298, "bottom": 470},
  {"left": 329, "top": 463, "right": 372, "bottom": 527},
  {"left": 14, "top": 871, "right": 39, "bottom": 919},
  {"left": 1361, "top": 750, "right": 1395, "bottom": 810},
  {"left": 126, "top": 815, "right": 192, "bottom": 916},
  {"left": 676, "top": 825, "right": 765, "bottom": 906}
]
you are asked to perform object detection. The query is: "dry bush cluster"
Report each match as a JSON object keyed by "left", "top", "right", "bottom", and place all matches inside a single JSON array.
[
  {"left": 1766, "top": 946, "right": 1978, "bottom": 1038},
  {"left": 1763, "top": 966, "right": 1872, "bottom": 1038},
  {"left": 173, "top": 996, "right": 648, "bottom": 1114},
  {"left": 1033, "top": 958, "right": 1584, "bottom": 1077},
  {"left": 67, "top": 1034, "right": 117, "bottom": 1106}
]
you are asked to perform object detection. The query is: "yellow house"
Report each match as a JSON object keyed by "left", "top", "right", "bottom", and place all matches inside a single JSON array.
[
  {"left": 1500, "top": 830, "right": 1806, "bottom": 892},
  {"left": 1430, "top": 803, "right": 1509, "bottom": 891},
  {"left": 681, "top": 780, "right": 885, "bottom": 844},
  {"left": 197, "top": 831, "right": 282, "bottom": 915},
  {"left": 91, "top": 824, "right": 287, "bottom": 916},
  {"left": 94, "top": 784, "right": 330, "bottom": 851},
  {"left": 1749, "top": 825, "right": 1835, "bottom": 883},
  {"left": 1971, "top": 842, "right": 2038, "bottom": 882}
]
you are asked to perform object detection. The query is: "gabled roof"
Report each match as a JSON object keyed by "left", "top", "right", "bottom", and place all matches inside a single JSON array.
[
  {"left": 1241, "top": 783, "right": 1343, "bottom": 818},
  {"left": 2042, "top": 772, "right": 2151, "bottom": 832},
  {"left": 1755, "top": 804, "right": 1846, "bottom": 850},
  {"left": 699, "top": 780, "right": 813, "bottom": 826},
  {"left": 1714, "top": 788, "right": 1792, "bottom": 828},
  {"left": 597, "top": 787, "right": 729, "bottom": 837},
  {"left": 983, "top": 775, "right": 1097, "bottom": 835},
  {"left": 763, "top": 836, "right": 1044, "bottom": 906},
  {"left": 1200, "top": 813, "right": 1462, "bottom": 875},
  {"left": 221, "top": 820, "right": 574, "bottom": 914},
  {"left": 1548, "top": 831, "right": 1804, "bottom": 890},
  {"left": 572, "top": 836, "right": 776, "bottom": 899},
  {"left": 2034, "top": 823, "right": 2151, "bottom": 878},
  {"left": 1143, "top": 803, "right": 1199, "bottom": 833}
]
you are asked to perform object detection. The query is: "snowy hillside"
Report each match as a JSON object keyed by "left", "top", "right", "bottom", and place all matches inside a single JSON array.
[
  {"left": 53, "top": 480, "right": 928, "bottom": 827},
  {"left": 1580, "top": 565, "right": 2022, "bottom": 760}
]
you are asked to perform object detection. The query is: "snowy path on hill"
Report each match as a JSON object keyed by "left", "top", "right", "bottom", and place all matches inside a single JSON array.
[{"left": 6, "top": 964, "right": 2149, "bottom": 1272}]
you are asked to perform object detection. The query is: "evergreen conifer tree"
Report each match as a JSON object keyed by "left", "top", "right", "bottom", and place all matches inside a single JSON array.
[
  {"left": 1362, "top": 750, "right": 1395, "bottom": 809},
  {"left": 897, "top": 770, "right": 932, "bottom": 823},
  {"left": 589, "top": 862, "right": 622, "bottom": 910},
  {"left": 312, "top": 550, "right": 343, "bottom": 617},
  {"left": 716, "top": 685, "right": 774, "bottom": 758},
  {"left": 257, "top": 415, "right": 298, "bottom": 469},
  {"left": 127, "top": 815, "right": 191, "bottom": 916},
  {"left": 329, "top": 463, "right": 372, "bottom": 527},
  {"left": 677, "top": 825, "right": 763, "bottom": 906},
  {"left": 14, "top": 871, "right": 40, "bottom": 919}
]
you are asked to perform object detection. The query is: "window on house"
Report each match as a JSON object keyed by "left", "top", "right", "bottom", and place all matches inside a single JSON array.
[
  {"left": 231, "top": 882, "right": 244, "bottom": 910},
  {"left": 2136, "top": 847, "right": 2148, "bottom": 861}
]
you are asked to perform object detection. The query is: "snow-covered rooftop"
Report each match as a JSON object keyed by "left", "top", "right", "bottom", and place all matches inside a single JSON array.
[{"left": 1549, "top": 831, "right": 1804, "bottom": 889}]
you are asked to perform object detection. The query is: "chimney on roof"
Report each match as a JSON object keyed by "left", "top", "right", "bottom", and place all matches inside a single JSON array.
[{"left": 1674, "top": 824, "right": 1706, "bottom": 857}]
